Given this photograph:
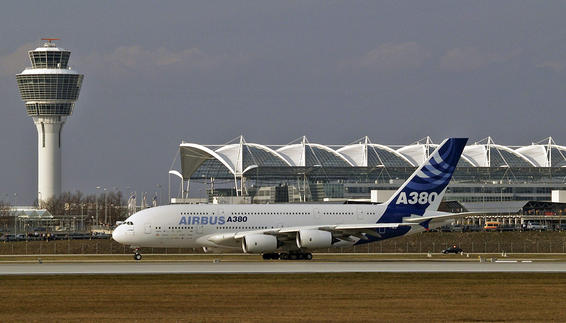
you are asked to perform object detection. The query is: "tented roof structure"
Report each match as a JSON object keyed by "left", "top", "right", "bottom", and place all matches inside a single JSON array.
[
  {"left": 396, "top": 137, "right": 474, "bottom": 167},
  {"left": 516, "top": 137, "right": 566, "bottom": 167},
  {"left": 464, "top": 137, "right": 535, "bottom": 167},
  {"left": 337, "top": 136, "right": 412, "bottom": 167},
  {"left": 276, "top": 137, "right": 352, "bottom": 167},
  {"left": 176, "top": 136, "right": 566, "bottom": 180},
  {"left": 180, "top": 137, "right": 290, "bottom": 179}
]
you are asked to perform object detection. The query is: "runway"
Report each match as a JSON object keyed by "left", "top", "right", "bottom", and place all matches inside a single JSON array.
[{"left": 3, "top": 260, "right": 566, "bottom": 275}]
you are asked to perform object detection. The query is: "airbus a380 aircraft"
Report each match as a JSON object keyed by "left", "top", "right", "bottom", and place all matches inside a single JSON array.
[{"left": 113, "top": 138, "right": 469, "bottom": 260}]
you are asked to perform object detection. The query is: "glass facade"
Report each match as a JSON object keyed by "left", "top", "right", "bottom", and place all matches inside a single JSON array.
[
  {"left": 191, "top": 159, "right": 233, "bottom": 178},
  {"left": 29, "top": 51, "right": 70, "bottom": 68},
  {"left": 490, "top": 147, "right": 533, "bottom": 167},
  {"left": 367, "top": 146, "right": 412, "bottom": 167},
  {"left": 25, "top": 103, "right": 74, "bottom": 116},
  {"left": 242, "top": 145, "right": 288, "bottom": 170},
  {"left": 456, "top": 158, "right": 474, "bottom": 167},
  {"left": 550, "top": 147, "right": 566, "bottom": 167},
  {"left": 305, "top": 146, "right": 350, "bottom": 167},
  {"left": 17, "top": 74, "right": 83, "bottom": 101}
]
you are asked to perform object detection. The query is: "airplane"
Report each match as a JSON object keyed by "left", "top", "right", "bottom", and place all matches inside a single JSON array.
[{"left": 113, "top": 137, "right": 469, "bottom": 261}]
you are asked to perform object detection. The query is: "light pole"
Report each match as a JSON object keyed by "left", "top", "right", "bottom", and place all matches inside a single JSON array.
[
  {"left": 80, "top": 203, "right": 84, "bottom": 231},
  {"left": 12, "top": 197, "right": 16, "bottom": 235},
  {"left": 95, "top": 186, "right": 108, "bottom": 225},
  {"left": 95, "top": 186, "right": 101, "bottom": 226},
  {"left": 157, "top": 184, "right": 163, "bottom": 206},
  {"left": 104, "top": 188, "right": 108, "bottom": 225}
]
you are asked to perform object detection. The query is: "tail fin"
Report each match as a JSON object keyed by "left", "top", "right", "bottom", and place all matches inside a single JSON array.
[{"left": 379, "top": 138, "right": 468, "bottom": 223}]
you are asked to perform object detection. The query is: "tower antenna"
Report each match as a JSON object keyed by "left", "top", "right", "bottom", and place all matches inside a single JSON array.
[{"left": 41, "top": 38, "right": 60, "bottom": 43}]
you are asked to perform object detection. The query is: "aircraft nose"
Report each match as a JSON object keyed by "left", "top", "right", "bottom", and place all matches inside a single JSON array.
[{"left": 112, "top": 226, "right": 125, "bottom": 243}]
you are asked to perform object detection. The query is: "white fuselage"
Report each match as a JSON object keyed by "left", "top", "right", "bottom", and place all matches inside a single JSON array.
[{"left": 112, "top": 203, "right": 439, "bottom": 251}]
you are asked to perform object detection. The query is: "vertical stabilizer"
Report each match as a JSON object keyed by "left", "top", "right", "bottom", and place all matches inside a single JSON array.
[{"left": 378, "top": 138, "right": 468, "bottom": 223}]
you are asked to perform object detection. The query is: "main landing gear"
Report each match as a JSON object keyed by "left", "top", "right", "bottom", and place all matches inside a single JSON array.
[
  {"left": 262, "top": 251, "right": 312, "bottom": 261},
  {"left": 133, "top": 248, "right": 142, "bottom": 261}
]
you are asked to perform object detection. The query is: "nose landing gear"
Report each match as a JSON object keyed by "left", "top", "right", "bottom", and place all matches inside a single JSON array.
[{"left": 133, "top": 248, "right": 142, "bottom": 261}]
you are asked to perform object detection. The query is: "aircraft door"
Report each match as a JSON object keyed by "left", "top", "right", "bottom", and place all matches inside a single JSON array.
[
  {"left": 313, "top": 208, "right": 321, "bottom": 219},
  {"left": 144, "top": 223, "right": 152, "bottom": 234},
  {"left": 357, "top": 208, "right": 365, "bottom": 220}
]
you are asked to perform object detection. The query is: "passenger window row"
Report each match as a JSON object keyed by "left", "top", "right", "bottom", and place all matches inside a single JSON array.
[
  {"left": 231, "top": 212, "right": 310, "bottom": 216},
  {"left": 216, "top": 226, "right": 270, "bottom": 230}
]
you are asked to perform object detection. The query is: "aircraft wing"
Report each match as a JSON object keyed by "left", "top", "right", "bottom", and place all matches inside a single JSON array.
[
  {"left": 207, "top": 223, "right": 417, "bottom": 247},
  {"left": 403, "top": 212, "right": 484, "bottom": 226}
]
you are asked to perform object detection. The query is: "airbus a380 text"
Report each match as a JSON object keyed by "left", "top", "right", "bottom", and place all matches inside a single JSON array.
[{"left": 113, "top": 138, "right": 469, "bottom": 260}]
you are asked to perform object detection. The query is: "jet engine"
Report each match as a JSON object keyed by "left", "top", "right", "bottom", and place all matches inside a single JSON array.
[
  {"left": 296, "top": 230, "right": 332, "bottom": 249},
  {"left": 241, "top": 234, "right": 278, "bottom": 253}
]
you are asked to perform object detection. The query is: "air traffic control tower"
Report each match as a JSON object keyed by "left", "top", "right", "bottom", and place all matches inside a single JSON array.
[{"left": 16, "top": 39, "right": 84, "bottom": 203}]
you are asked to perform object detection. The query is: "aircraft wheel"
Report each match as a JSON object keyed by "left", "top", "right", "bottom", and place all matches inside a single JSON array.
[
  {"left": 289, "top": 253, "right": 297, "bottom": 260},
  {"left": 134, "top": 253, "right": 142, "bottom": 261},
  {"left": 280, "top": 253, "right": 289, "bottom": 260},
  {"left": 262, "top": 253, "right": 271, "bottom": 260},
  {"left": 305, "top": 253, "right": 313, "bottom": 260}
]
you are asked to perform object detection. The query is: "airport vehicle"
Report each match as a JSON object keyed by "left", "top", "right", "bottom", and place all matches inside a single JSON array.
[
  {"left": 526, "top": 222, "right": 547, "bottom": 231},
  {"left": 484, "top": 221, "right": 501, "bottom": 231},
  {"left": 113, "top": 138, "right": 471, "bottom": 261},
  {"left": 442, "top": 245, "right": 463, "bottom": 254}
]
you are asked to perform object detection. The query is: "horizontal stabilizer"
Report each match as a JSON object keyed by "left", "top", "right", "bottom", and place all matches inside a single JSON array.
[{"left": 403, "top": 212, "right": 484, "bottom": 225}]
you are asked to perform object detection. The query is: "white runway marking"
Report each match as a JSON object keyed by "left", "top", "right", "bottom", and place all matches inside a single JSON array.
[{"left": 2, "top": 261, "right": 566, "bottom": 275}]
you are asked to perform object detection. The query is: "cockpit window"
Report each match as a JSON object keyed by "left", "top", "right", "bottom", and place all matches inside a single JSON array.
[{"left": 124, "top": 221, "right": 134, "bottom": 225}]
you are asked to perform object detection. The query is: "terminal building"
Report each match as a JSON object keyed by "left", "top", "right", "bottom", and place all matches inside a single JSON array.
[{"left": 173, "top": 135, "right": 566, "bottom": 227}]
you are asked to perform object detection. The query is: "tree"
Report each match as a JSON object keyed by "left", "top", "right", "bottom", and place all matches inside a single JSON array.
[{"left": 42, "top": 191, "right": 127, "bottom": 228}]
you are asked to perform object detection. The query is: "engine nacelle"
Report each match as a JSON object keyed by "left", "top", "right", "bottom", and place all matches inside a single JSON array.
[
  {"left": 241, "top": 234, "right": 278, "bottom": 253},
  {"left": 296, "top": 230, "right": 332, "bottom": 249}
]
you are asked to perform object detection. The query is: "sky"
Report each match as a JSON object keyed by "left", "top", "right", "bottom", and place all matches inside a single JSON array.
[{"left": 1, "top": 1, "right": 566, "bottom": 204}]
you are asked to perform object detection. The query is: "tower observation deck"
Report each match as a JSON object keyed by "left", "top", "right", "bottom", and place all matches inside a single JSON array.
[{"left": 16, "top": 39, "right": 84, "bottom": 203}]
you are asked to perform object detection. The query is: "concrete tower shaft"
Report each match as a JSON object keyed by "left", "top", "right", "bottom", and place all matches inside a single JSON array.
[
  {"left": 34, "top": 116, "right": 66, "bottom": 201},
  {"left": 16, "top": 40, "right": 84, "bottom": 203}
]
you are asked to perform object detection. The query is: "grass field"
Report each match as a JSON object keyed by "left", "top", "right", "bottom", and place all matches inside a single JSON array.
[{"left": 1, "top": 273, "right": 566, "bottom": 322}]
